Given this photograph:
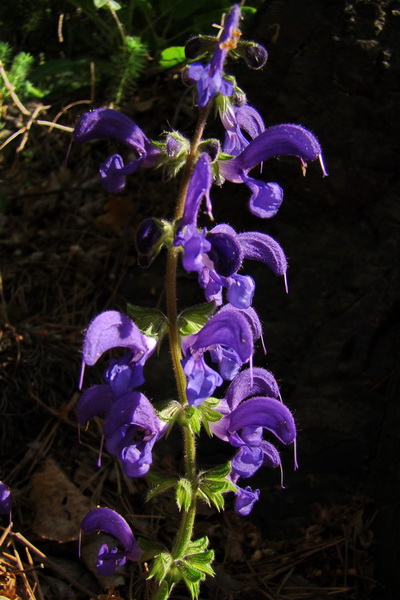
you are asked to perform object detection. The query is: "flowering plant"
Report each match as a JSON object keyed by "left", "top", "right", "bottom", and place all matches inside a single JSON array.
[{"left": 74, "top": 5, "right": 325, "bottom": 599}]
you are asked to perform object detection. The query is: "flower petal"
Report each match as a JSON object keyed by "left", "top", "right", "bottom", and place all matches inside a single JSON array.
[
  {"left": 228, "top": 396, "right": 296, "bottom": 445},
  {"left": 74, "top": 108, "right": 150, "bottom": 155},
  {"left": 238, "top": 231, "right": 287, "bottom": 276},
  {"left": 76, "top": 384, "right": 114, "bottom": 426},
  {"left": 225, "top": 367, "right": 280, "bottom": 410},
  {"left": 234, "top": 485, "right": 260, "bottom": 516},
  {"left": 238, "top": 123, "right": 322, "bottom": 171},
  {"left": 82, "top": 311, "right": 155, "bottom": 367},
  {"left": 181, "top": 154, "right": 213, "bottom": 226},
  {"left": 81, "top": 507, "right": 141, "bottom": 560}
]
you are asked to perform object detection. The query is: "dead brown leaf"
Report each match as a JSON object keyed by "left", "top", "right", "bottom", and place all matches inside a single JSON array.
[{"left": 30, "top": 458, "right": 94, "bottom": 542}]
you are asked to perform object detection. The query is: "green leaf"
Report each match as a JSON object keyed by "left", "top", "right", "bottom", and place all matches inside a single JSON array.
[
  {"left": 178, "top": 301, "right": 215, "bottom": 335},
  {"left": 185, "top": 550, "right": 215, "bottom": 576},
  {"left": 186, "top": 536, "right": 209, "bottom": 554},
  {"left": 159, "top": 46, "right": 186, "bottom": 70},
  {"left": 157, "top": 400, "right": 181, "bottom": 423},
  {"left": 151, "top": 580, "right": 170, "bottom": 600},
  {"left": 176, "top": 478, "right": 192, "bottom": 511},
  {"left": 138, "top": 537, "right": 166, "bottom": 562},
  {"left": 148, "top": 552, "right": 173, "bottom": 582},
  {"left": 126, "top": 304, "right": 168, "bottom": 338},
  {"left": 178, "top": 562, "right": 204, "bottom": 583},
  {"left": 184, "top": 405, "right": 201, "bottom": 435},
  {"left": 146, "top": 472, "right": 178, "bottom": 501},
  {"left": 197, "top": 399, "right": 222, "bottom": 436},
  {"left": 202, "top": 461, "right": 231, "bottom": 481}
]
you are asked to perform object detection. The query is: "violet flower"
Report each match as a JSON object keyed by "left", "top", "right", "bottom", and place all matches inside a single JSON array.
[
  {"left": 80, "top": 310, "right": 156, "bottom": 388},
  {"left": 102, "top": 392, "right": 166, "bottom": 477},
  {"left": 181, "top": 307, "right": 254, "bottom": 405},
  {"left": 220, "top": 102, "right": 265, "bottom": 156},
  {"left": 187, "top": 4, "right": 241, "bottom": 107},
  {"left": 81, "top": 507, "right": 142, "bottom": 576},
  {"left": 176, "top": 219, "right": 287, "bottom": 308},
  {"left": 0, "top": 481, "right": 12, "bottom": 515},
  {"left": 219, "top": 123, "right": 327, "bottom": 218},
  {"left": 74, "top": 108, "right": 161, "bottom": 193}
]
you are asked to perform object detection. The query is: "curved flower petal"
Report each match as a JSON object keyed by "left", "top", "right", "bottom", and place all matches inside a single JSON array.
[
  {"left": 224, "top": 367, "right": 280, "bottom": 410},
  {"left": 74, "top": 108, "right": 150, "bottom": 155},
  {"left": 102, "top": 392, "right": 162, "bottom": 439},
  {"left": 226, "top": 274, "right": 255, "bottom": 309},
  {"left": 242, "top": 175, "right": 284, "bottom": 219},
  {"left": 232, "top": 445, "right": 264, "bottom": 478},
  {"left": 81, "top": 507, "right": 141, "bottom": 574},
  {"left": 238, "top": 231, "right": 287, "bottom": 276},
  {"left": 187, "top": 308, "right": 254, "bottom": 365},
  {"left": 104, "top": 352, "right": 145, "bottom": 396},
  {"left": 76, "top": 384, "right": 114, "bottom": 426},
  {"left": 237, "top": 124, "right": 323, "bottom": 171},
  {"left": 82, "top": 311, "right": 156, "bottom": 367},
  {"left": 228, "top": 396, "right": 296, "bottom": 445}
]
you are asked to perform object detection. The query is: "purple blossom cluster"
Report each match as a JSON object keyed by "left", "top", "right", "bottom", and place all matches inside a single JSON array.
[{"left": 75, "top": 3, "right": 325, "bottom": 580}]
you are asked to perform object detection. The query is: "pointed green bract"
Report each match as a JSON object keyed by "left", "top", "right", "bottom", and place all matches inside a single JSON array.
[
  {"left": 176, "top": 478, "right": 192, "bottom": 511},
  {"left": 146, "top": 472, "right": 178, "bottom": 501},
  {"left": 178, "top": 301, "right": 216, "bottom": 335},
  {"left": 126, "top": 304, "right": 168, "bottom": 338}
]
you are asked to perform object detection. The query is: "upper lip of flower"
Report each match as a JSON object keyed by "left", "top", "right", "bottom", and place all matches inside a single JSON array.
[{"left": 80, "top": 507, "right": 142, "bottom": 575}]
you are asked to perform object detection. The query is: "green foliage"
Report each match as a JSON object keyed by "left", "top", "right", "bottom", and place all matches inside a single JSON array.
[
  {"left": 1, "top": 0, "right": 263, "bottom": 105},
  {"left": 178, "top": 301, "right": 216, "bottom": 335},
  {"left": 126, "top": 303, "right": 168, "bottom": 339},
  {"left": 0, "top": 42, "right": 44, "bottom": 105},
  {"left": 197, "top": 461, "right": 237, "bottom": 511},
  {"left": 145, "top": 472, "right": 178, "bottom": 501},
  {"left": 175, "top": 478, "right": 192, "bottom": 511}
]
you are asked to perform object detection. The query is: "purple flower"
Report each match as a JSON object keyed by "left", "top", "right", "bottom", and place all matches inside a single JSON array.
[
  {"left": 79, "top": 310, "right": 156, "bottom": 388},
  {"left": 74, "top": 108, "right": 161, "bottom": 193},
  {"left": 0, "top": 481, "right": 12, "bottom": 515},
  {"left": 181, "top": 307, "right": 254, "bottom": 404},
  {"left": 102, "top": 392, "right": 166, "bottom": 477},
  {"left": 181, "top": 355, "right": 223, "bottom": 407},
  {"left": 81, "top": 507, "right": 141, "bottom": 576},
  {"left": 220, "top": 102, "right": 265, "bottom": 156},
  {"left": 219, "top": 123, "right": 327, "bottom": 218},
  {"left": 180, "top": 154, "right": 213, "bottom": 227},
  {"left": 176, "top": 221, "right": 287, "bottom": 308},
  {"left": 234, "top": 484, "right": 260, "bottom": 516},
  {"left": 187, "top": 5, "right": 241, "bottom": 106}
]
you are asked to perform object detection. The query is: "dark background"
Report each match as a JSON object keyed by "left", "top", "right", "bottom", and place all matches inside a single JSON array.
[{"left": 1, "top": 1, "right": 399, "bottom": 599}]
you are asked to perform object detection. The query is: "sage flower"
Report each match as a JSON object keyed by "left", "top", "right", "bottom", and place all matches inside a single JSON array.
[
  {"left": 74, "top": 108, "right": 161, "bottom": 192},
  {"left": 187, "top": 4, "right": 241, "bottom": 106},
  {"left": 219, "top": 123, "right": 327, "bottom": 218},
  {"left": 80, "top": 310, "right": 156, "bottom": 388},
  {"left": 81, "top": 507, "right": 141, "bottom": 576}
]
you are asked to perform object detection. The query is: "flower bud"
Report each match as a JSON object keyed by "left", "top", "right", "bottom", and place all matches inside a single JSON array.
[
  {"left": 243, "top": 43, "right": 268, "bottom": 69},
  {"left": 135, "top": 218, "right": 171, "bottom": 268},
  {"left": 235, "top": 42, "right": 268, "bottom": 69},
  {"left": 198, "top": 139, "right": 221, "bottom": 163}
]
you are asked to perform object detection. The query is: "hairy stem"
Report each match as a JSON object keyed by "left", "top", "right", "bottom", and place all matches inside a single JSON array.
[{"left": 153, "top": 102, "right": 211, "bottom": 598}]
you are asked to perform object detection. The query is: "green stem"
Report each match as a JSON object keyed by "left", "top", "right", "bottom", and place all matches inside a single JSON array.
[{"left": 152, "top": 102, "right": 212, "bottom": 598}]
